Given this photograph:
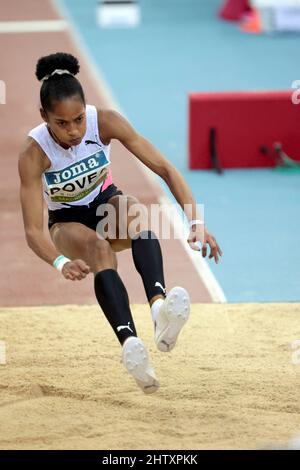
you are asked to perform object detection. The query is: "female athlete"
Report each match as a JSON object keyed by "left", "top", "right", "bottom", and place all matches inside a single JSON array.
[{"left": 18, "top": 52, "right": 222, "bottom": 394}]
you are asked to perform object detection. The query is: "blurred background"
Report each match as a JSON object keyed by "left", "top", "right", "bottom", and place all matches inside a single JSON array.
[
  {"left": 57, "top": 0, "right": 300, "bottom": 302},
  {"left": 1, "top": 0, "right": 299, "bottom": 304}
]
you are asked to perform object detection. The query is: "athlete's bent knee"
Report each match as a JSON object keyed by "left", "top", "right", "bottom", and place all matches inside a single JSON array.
[{"left": 86, "top": 237, "right": 117, "bottom": 271}]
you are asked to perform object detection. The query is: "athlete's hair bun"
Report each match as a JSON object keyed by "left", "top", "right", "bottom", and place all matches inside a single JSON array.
[{"left": 35, "top": 52, "right": 80, "bottom": 81}]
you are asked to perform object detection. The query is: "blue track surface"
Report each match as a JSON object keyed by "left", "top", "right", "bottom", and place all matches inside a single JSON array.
[{"left": 60, "top": 0, "right": 300, "bottom": 302}]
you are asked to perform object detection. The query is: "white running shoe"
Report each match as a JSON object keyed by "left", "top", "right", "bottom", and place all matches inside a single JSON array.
[
  {"left": 122, "top": 336, "right": 159, "bottom": 394},
  {"left": 154, "top": 286, "right": 190, "bottom": 352}
]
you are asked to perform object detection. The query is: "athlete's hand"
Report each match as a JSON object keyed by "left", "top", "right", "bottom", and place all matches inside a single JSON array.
[
  {"left": 62, "top": 259, "right": 90, "bottom": 281},
  {"left": 187, "top": 225, "right": 222, "bottom": 264}
]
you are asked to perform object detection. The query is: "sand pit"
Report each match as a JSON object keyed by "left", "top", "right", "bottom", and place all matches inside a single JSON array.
[{"left": 0, "top": 303, "right": 300, "bottom": 450}]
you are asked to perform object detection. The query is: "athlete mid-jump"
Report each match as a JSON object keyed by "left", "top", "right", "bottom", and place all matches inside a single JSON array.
[{"left": 18, "top": 52, "right": 222, "bottom": 394}]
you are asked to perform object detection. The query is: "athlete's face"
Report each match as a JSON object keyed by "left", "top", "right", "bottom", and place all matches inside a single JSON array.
[{"left": 42, "top": 95, "right": 87, "bottom": 149}]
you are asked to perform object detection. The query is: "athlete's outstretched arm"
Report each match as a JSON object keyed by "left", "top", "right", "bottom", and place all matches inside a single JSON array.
[
  {"left": 99, "top": 110, "right": 222, "bottom": 263},
  {"left": 18, "top": 139, "right": 89, "bottom": 280}
]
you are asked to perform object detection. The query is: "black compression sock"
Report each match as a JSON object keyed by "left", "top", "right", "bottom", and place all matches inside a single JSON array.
[
  {"left": 131, "top": 230, "right": 166, "bottom": 303},
  {"left": 94, "top": 269, "right": 137, "bottom": 344}
]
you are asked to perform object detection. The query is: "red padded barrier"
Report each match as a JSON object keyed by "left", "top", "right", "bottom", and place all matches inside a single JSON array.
[{"left": 188, "top": 91, "right": 300, "bottom": 169}]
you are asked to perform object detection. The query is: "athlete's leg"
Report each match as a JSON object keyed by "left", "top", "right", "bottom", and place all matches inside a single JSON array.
[
  {"left": 50, "top": 221, "right": 159, "bottom": 393},
  {"left": 50, "top": 221, "right": 136, "bottom": 345},
  {"left": 50, "top": 221, "right": 116, "bottom": 272},
  {"left": 104, "top": 195, "right": 166, "bottom": 308},
  {"left": 100, "top": 195, "right": 191, "bottom": 353}
]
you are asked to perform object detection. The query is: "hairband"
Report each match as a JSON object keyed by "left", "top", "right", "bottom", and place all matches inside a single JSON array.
[{"left": 41, "top": 69, "right": 74, "bottom": 82}]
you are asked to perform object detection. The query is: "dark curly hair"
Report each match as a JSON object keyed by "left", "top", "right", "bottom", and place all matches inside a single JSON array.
[{"left": 35, "top": 52, "right": 85, "bottom": 112}]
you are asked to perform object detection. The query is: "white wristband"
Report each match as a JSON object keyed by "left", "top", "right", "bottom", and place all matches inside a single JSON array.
[
  {"left": 189, "top": 219, "right": 204, "bottom": 228},
  {"left": 53, "top": 255, "right": 71, "bottom": 272}
]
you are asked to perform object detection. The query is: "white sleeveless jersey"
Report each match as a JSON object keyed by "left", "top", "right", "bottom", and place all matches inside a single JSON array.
[{"left": 28, "top": 104, "right": 112, "bottom": 211}]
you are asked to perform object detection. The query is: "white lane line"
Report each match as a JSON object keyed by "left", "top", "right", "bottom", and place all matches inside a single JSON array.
[
  {"left": 0, "top": 20, "right": 68, "bottom": 33},
  {"left": 52, "top": 0, "right": 227, "bottom": 303}
]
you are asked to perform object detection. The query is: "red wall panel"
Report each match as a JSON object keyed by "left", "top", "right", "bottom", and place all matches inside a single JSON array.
[{"left": 189, "top": 91, "right": 300, "bottom": 169}]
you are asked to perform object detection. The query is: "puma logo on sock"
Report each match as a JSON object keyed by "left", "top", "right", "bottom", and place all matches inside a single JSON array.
[
  {"left": 155, "top": 282, "right": 166, "bottom": 294},
  {"left": 117, "top": 322, "right": 134, "bottom": 333}
]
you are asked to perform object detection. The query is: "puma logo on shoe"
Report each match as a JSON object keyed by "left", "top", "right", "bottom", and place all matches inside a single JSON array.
[
  {"left": 117, "top": 322, "right": 134, "bottom": 333},
  {"left": 155, "top": 282, "right": 166, "bottom": 294}
]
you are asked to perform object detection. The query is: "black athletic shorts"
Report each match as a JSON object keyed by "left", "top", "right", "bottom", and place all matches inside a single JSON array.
[{"left": 48, "top": 184, "right": 123, "bottom": 232}]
